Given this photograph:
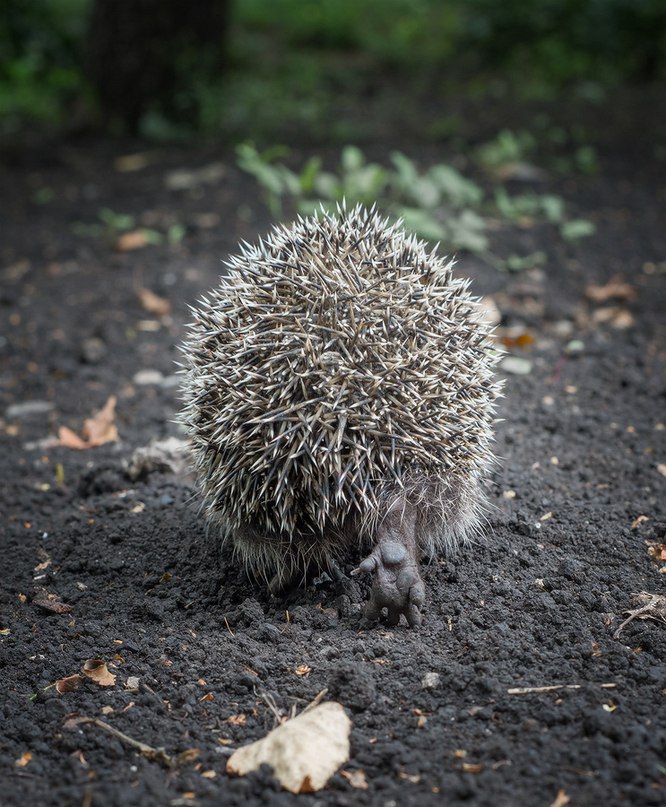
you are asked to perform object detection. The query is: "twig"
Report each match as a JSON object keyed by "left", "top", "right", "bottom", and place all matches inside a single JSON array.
[
  {"left": 255, "top": 688, "right": 285, "bottom": 727},
  {"left": 301, "top": 688, "right": 329, "bottom": 715},
  {"left": 507, "top": 683, "right": 616, "bottom": 695},
  {"left": 223, "top": 616, "right": 235, "bottom": 637},
  {"left": 613, "top": 593, "right": 666, "bottom": 639},
  {"left": 65, "top": 716, "right": 177, "bottom": 767}
]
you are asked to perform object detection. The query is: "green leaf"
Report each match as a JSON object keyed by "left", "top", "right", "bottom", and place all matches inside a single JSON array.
[
  {"left": 561, "top": 219, "right": 596, "bottom": 242},
  {"left": 395, "top": 207, "right": 448, "bottom": 242}
]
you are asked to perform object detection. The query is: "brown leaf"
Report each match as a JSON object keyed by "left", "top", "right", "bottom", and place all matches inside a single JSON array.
[
  {"left": 57, "top": 397, "right": 119, "bottom": 449},
  {"left": 585, "top": 277, "right": 636, "bottom": 303},
  {"left": 115, "top": 230, "right": 149, "bottom": 252},
  {"left": 177, "top": 748, "right": 201, "bottom": 765},
  {"left": 137, "top": 287, "right": 171, "bottom": 317},
  {"left": 57, "top": 425, "right": 89, "bottom": 449},
  {"left": 32, "top": 590, "right": 73, "bottom": 614},
  {"left": 549, "top": 789, "right": 571, "bottom": 807},
  {"left": 500, "top": 332, "right": 534, "bottom": 349},
  {"left": 82, "top": 396, "right": 118, "bottom": 446},
  {"left": 226, "top": 714, "right": 247, "bottom": 726},
  {"left": 82, "top": 658, "right": 116, "bottom": 687},
  {"left": 56, "top": 674, "right": 84, "bottom": 694},
  {"left": 15, "top": 751, "right": 32, "bottom": 767}
]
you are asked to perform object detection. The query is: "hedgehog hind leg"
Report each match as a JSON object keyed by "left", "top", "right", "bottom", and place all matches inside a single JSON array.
[{"left": 353, "top": 500, "right": 425, "bottom": 628}]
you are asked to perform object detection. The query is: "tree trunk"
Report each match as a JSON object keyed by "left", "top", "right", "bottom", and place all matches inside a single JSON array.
[{"left": 86, "top": 0, "right": 230, "bottom": 132}]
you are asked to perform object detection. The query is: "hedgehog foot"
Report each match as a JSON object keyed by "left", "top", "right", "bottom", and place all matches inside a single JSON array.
[{"left": 353, "top": 503, "right": 425, "bottom": 628}]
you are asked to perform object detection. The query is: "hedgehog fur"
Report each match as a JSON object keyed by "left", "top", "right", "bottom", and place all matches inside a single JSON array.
[{"left": 179, "top": 205, "right": 501, "bottom": 596}]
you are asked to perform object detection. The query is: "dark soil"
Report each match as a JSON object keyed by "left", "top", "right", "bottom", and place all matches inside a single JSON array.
[{"left": 1, "top": 117, "right": 665, "bottom": 807}]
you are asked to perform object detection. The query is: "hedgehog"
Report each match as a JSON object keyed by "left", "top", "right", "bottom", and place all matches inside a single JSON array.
[{"left": 179, "top": 205, "right": 502, "bottom": 626}]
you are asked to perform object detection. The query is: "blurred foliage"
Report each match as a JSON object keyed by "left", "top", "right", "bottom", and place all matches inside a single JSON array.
[
  {"left": 0, "top": 0, "right": 664, "bottom": 134},
  {"left": 0, "top": 0, "right": 89, "bottom": 124},
  {"left": 236, "top": 143, "right": 596, "bottom": 265}
]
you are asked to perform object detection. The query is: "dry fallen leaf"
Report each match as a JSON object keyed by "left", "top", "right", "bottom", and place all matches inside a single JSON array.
[
  {"left": 226, "top": 714, "right": 247, "bottom": 726},
  {"left": 115, "top": 230, "right": 150, "bottom": 252},
  {"left": 137, "top": 287, "right": 171, "bottom": 317},
  {"left": 58, "top": 397, "right": 119, "bottom": 449},
  {"left": 500, "top": 332, "right": 534, "bottom": 349},
  {"left": 549, "top": 789, "right": 571, "bottom": 807},
  {"left": 631, "top": 515, "right": 649, "bottom": 529},
  {"left": 34, "top": 550, "right": 52, "bottom": 574},
  {"left": 226, "top": 702, "right": 351, "bottom": 794},
  {"left": 32, "top": 590, "right": 73, "bottom": 614},
  {"left": 57, "top": 425, "right": 89, "bottom": 449},
  {"left": 15, "top": 752, "right": 32, "bottom": 767},
  {"left": 82, "top": 658, "right": 116, "bottom": 687},
  {"left": 585, "top": 277, "right": 636, "bottom": 303},
  {"left": 82, "top": 396, "right": 118, "bottom": 446},
  {"left": 591, "top": 306, "right": 634, "bottom": 329},
  {"left": 56, "top": 674, "right": 84, "bottom": 694},
  {"left": 295, "top": 664, "right": 312, "bottom": 677}
]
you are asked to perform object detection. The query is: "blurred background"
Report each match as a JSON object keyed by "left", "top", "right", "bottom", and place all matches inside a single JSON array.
[{"left": 1, "top": 0, "right": 665, "bottom": 144}]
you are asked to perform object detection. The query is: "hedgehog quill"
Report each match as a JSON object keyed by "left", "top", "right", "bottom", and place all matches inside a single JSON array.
[{"left": 179, "top": 205, "right": 502, "bottom": 626}]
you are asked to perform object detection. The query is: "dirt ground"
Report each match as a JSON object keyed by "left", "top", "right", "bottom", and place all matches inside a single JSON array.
[{"left": 1, "top": 111, "right": 665, "bottom": 807}]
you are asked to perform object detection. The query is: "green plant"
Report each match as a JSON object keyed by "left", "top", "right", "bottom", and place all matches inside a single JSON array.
[{"left": 237, "top": 143, "right": 596, "bottom": 268}]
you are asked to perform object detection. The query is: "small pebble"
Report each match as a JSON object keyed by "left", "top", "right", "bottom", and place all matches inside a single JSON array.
[
  {"left": 6, "top": 400, "right": 54, "bottom": 419},
  {"left": 81, "top": 337, "right": 106, "bottom": 364},
  {"left": 500, "top": 356, "right": 533, "bottom": 375},
  {"left": 421, "top": 672, "right": 441, "bottom": 690},
  {"left": 133, "top": 369, "right": 164, "bottom": 385}
]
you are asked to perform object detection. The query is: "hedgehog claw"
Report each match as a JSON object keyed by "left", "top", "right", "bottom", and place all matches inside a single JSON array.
[{"left": 354, "top": 504, "right": 424, "bottom": 628}]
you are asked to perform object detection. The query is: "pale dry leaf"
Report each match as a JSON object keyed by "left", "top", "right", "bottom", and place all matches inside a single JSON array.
[
  {"left": 115, "top": 230, "right": 149, "bottom": 252},
  {"left": 549, "top": 789, "right": 571, "bottom": 807},
  {"left": 226, "top": 701, "right": 351, "bottom": 794},
  {"left": 34, "top": 550, "right": 52, "bottom": 574},
  {"left": 137, "top": 287, "right": 171, "bottom": 317},
  {"left": 57, "top": 425, "right": 89, "bottom": 449},
  {"left": 591, "top": 306, "right": 634, "bottom": 329},
  {"left": 82, "top": 658, "right": 116, "bottom": 687},
  {"left": 82, "top": 396, "right": 118, "bottom": 447},
  {"left": 585, "top": 277, "right": 636, "bottom": 303}
]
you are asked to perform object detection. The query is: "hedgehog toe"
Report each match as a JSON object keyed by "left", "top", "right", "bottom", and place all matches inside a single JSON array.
[{"left": 354, "top": 503, "right": 426, "bottom": 628}]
